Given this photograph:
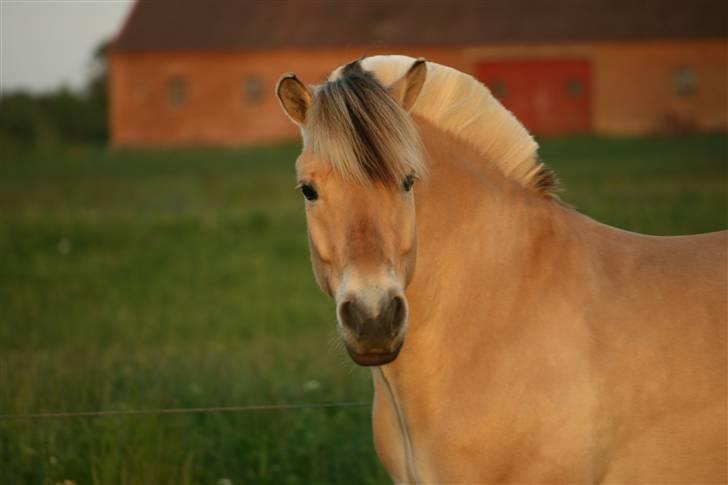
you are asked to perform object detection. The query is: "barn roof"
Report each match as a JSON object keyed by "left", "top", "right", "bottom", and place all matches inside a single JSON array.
[{"left": 113, "top": 0, "right": 728, "bottom": 52}]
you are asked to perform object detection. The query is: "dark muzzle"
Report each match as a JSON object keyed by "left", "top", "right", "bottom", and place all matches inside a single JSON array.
[{"left": 338, "top": 295, "right": 407, "bottom": 366}]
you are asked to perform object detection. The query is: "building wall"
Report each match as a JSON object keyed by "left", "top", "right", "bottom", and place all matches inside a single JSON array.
[
  {"left": 110, "top": 40, "right": 727, "bottom": 147},
  {"left": 475, "top": 58, "right": 593, "bottom": 135},
  {"left": 592, "top": 40, "right": 727, "bottom": 134},
  {"left": 464, "top": 39, "right": 728, "bottom": 135},
  {"left": 109, "top": 46, "right": 472, "bottom": 147}
]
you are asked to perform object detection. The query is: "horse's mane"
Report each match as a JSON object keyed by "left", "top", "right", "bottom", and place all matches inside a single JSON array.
[
  {"left": 330, "top": 55, "right": 558, "bottom": 196},
  {"left": 305, "top": 61, "right": 425, "bottom": 186}
]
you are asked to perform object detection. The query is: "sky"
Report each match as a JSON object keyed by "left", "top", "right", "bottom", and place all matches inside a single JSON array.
[{"left": 0, "top": 0, "right": 134, "bottom": 93}]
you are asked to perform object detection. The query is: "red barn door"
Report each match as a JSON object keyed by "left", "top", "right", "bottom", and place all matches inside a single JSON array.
[{"left": 476, "top": 59, "right": 591, "bottom": 135}]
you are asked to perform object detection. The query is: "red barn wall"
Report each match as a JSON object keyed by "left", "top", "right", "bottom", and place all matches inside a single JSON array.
[
  {"left": 593, "top": 40, "right": 728, "bottom": 134},
  {"left": 110, "top": 40, "right": 727, "bottom": 147},
  {"left": 109, "top": 47, "right": 473, "bottom": 147},
  {"left": 476, "top": 58, "right": 592, "bottom": 135},
  {"left": 466, "top": 39, "right": 727, "bottom": 135}
]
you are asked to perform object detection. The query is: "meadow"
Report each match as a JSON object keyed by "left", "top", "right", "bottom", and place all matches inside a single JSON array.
[{"left": 0, "top": 135, "right": 726, "bottom": 484}]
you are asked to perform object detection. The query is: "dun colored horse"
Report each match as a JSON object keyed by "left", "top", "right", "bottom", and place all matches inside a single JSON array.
[{"left": 276, "top": 55, "right": 727, "bottom": 484}]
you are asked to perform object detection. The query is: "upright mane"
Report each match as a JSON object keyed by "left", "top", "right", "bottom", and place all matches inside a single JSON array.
[
  {"left": 304, "top": 61, "right": 425, "bottom": 186},
  {"left": 330, "top": 55, "right": 557, "bottom": 195}
]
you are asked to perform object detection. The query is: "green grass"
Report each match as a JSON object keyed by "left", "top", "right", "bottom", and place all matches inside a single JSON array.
[{"left": 0, "top": 135, "right": 726, "bottom": 484}]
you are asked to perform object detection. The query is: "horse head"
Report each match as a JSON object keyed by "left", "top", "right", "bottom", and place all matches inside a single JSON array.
[{"left": 276, "top": 58, "right": 427, "bottom": 366}]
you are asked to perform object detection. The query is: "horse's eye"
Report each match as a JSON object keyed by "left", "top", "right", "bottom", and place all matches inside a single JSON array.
[
  {"left": 300, "top": 184, "right": 318, "bottom": 201},
  {"left": 402, "top": 175, "right": 416, "bottom": 192}
]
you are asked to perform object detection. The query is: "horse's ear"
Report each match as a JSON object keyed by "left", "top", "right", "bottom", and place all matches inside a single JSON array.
[
  {"left": 389, "top": 58, "right": 427, "bottom": 112},
  {"left": 276, "top": 73, "right": 312, "bottom": 125}
]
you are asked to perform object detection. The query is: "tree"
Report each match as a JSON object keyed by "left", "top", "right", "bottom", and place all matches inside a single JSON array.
[{"left": 0, "top": 38, "right": 111, "bottom": 150}]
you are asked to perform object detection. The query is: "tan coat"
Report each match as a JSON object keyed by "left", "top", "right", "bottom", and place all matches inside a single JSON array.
[
  {"left": 372, "top": 119, "right": 727, "bottom": 483},
  {"left": 277, "top": 55, "right": 727, "bottom": 484}
]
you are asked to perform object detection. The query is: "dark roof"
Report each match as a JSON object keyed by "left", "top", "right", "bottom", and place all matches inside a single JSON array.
[{"left": 113, "top": 0, "right": 728, "bottom": 52}]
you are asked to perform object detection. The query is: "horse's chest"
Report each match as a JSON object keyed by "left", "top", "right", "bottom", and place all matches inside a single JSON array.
[
  {"left": 370, "top": 373, "right": 453, "bottom": 484},
  {"left": 371, "top": 367, "right": 433, "bottom": 483},
  {"left": 372, "top": 389, "right": 480, "bottom": 484},
  {"left": 370, "top": 370, "right": 599, "bottom": 484}
]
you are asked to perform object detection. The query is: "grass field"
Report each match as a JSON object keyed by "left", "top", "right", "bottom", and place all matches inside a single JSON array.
[{"left": 0, "top": 135, "right": 726, "bottom": 484}]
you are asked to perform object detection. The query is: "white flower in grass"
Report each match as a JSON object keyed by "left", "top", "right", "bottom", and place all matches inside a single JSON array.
[
  {"left": 303, "top": 379, "right": 321, "bottom": 392},
  {"left": 216, "top": 479, "right": 232, "bottom": 485},
  {"left": 57, "top": 238, "right": 71, "bottom": 256}
]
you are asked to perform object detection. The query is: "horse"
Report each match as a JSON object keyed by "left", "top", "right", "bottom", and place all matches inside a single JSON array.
[{"left": 275, "top": 55, "right": 727, "bottom": 484}]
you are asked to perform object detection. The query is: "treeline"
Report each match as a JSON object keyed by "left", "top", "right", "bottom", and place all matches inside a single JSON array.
[
  {"left": 0, "top": 86, "right": 106, "bottom": 148},
  {"left": 0, "top": 41, "right": 108, "bottom": 152}
]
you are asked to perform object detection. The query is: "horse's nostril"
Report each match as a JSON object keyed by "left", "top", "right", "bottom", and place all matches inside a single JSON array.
[
  {"left": 382, "top": 295, "right": 406, "bottom": 333},
  {"left": 339, "top": 295, "right": 407, "bottom": 341},
  {"left": 339, "top": 300, "right": 366, "bottom": 335},
  {"left": 392, "top": 296, "right": 406, "bottom": 325}
]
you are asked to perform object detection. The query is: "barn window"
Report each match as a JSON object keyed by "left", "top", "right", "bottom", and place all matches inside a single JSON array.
[
  {"left": 673, "top": 67, "right": 697, "bottom": 97},
  {"left": 489, "top": 80, "right": 507, "bottom": 99},
  {"left": 566, "top": 78, "right": 584, "bottom": 97},
  {"left": 245, "top": 76, "right": 264, "bottom": 104},
  {"left": 167, "top": 77, "right": 187, "bottom": 107}
]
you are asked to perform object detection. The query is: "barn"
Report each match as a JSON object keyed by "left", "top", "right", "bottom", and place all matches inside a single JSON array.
[{"left": 110, "top": 0, "right": 727, "bottom": 147}]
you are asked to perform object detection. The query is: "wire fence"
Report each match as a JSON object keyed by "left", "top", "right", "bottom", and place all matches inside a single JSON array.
[{"left": 0, "top": 401, "right": 371, "bottom": 422}]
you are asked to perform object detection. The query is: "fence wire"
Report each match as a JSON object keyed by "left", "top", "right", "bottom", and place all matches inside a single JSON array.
[{"left": 0, "top": 401, "right": 371, "bottom": 422}]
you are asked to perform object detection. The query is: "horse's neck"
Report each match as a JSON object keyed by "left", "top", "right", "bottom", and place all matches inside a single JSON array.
[
  {"left": 374, "top": 122, "right": 591, "bottom": 478},
  {"left": 392, "top": 120, "right": 572, "bottom": 374}
]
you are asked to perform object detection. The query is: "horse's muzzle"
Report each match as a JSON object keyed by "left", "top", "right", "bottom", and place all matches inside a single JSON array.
[
  {"left": 345, "top": 345, "right": 403, "bottom": 366},
  {"left": 338, "top": 295, "right": 407, "bottom": 366}
]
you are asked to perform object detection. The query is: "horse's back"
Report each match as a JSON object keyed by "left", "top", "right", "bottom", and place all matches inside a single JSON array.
[
  {"left": 618, "top": 229, "right": 727, "bottom": 332},
  {"left": 586, "top": 226, "right": 726, "bottom": 317},
  {"left": 591, "top": 228, "right": 727, "bottom": 483}
]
